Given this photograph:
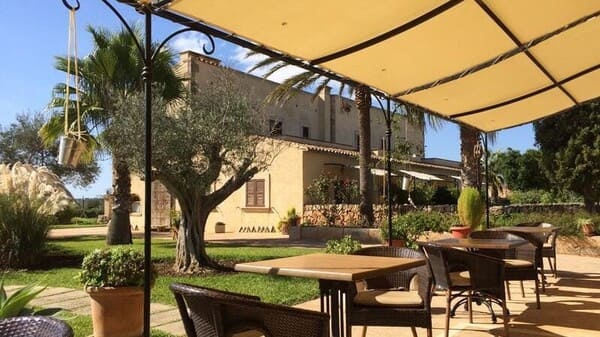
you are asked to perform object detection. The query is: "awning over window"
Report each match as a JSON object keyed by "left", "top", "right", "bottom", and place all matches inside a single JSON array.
[
  {"left": 162, "top": 1, "right": 600, "bottom": 132},
  {"left": 399, "top": 170, "right": 443, "bottom": 181}
]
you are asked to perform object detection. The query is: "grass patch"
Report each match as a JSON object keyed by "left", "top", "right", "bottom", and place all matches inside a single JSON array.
[
  {"left": 51, "top": 218, "right": 102, "bottom": 229},
  {"left": 3, "top": 236, "right": 322, "bottom": 307}
]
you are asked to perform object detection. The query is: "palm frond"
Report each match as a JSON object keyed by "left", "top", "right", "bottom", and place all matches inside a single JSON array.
[
  {"left": 264, "top": 71, "right": 318, "bottom": 104},
  {"left": 247, "top": 57, "right": 283, "bottom": 74},
  {"left": 260, "top": 61, "right": 290, "bottom": 79}
]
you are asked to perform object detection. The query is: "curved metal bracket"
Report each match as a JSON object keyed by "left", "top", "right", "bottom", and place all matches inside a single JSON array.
[
  {"left": 152, "top": 27, "right": 215, "bottom": 63},
  {"left": 62, "top": 0, "right": 80, "bottom": 11}
]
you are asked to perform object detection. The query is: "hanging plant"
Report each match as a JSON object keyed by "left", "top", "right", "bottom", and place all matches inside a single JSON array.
[{"left": 57, "top": 4, "right": 86, "bottom": 167}]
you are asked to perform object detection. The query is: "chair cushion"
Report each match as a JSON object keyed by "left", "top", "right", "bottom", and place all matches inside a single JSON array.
[
  {"left": 543, "top": 243, "right": 553, "bottom": 248},
  {"left": 353, "top": 289, "right": 423, "bottom": 307},
  {"left": 503, "top": 259, "right": 533, "bottom": 268},
  {"left": 449, "top": 271, "right": 471, "bottom": 286}
]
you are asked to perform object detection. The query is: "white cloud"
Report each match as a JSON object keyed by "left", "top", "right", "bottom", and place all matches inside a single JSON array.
[
  {"left": 227, "top": 45, "right": 306, "bottom": 84},
  {"left": 170, "top": 32, "right": 212, "bottom": 55}
]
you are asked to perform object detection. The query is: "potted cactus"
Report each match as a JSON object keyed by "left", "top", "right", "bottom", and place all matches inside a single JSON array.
[{"left": 451, "top": 187, "right": 485, "bottom": 238}]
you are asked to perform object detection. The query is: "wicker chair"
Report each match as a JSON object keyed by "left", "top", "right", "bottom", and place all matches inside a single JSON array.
[
  {"left": 539, "top": 224, "right": 559, "bottom": 278},
  {"left": 170, "top": 283, "right": 330, "bottom": 337},
  {"left": 347, "top": 246, "right": 432, "bottom": 337},
  {"left": 0, "top": 316, "right": 73, "bottom": 337},
  {"left": 469, "top": 230, "right": 541, "bottom": 309},
  {"left": 421, "top": 244, "right": 509, "bottom": 337}
]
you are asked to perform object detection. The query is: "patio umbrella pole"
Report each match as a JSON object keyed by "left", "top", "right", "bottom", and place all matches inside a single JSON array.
[
  {"left": 484, "top": 132, "right": 490, "bottom": 229},
  {"left": 386, "top": 99, "right": 393, "bottom": 245}
]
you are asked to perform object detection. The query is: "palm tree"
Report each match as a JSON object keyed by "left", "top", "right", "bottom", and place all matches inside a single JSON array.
[
  {"left": 248, "top": 57, "right": 377, "bottom": 225},
  {"left": 41, "top": 25, "right": 183, "bottom": 244}
]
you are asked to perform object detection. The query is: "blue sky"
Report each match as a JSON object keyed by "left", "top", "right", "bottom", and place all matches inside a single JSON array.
[{"left": 0, "top": 1, "right": 535, "bottom": 198}]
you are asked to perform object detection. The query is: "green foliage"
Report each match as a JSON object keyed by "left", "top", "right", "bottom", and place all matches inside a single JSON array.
[
  {"left": 380, "top": 211, "right": 456, "bottom": 248},
  {"left": 457, "top": 187, "right": 485, "bottom": 229},
  {"left": 0, "top": 193, "right": 56, "bottom": 268},
  {"left": 305, "top": 174, "right": 359, "bottom": 226},
  {"left": 410, "top": 185, "right": 435, "bottom": 206},
  {"left": 54, "top": 204, "right": 80, "bottom": 224},
  {"left": 0, "top": 281, "right": 47, "bottom": 318},
  {"left": 488, "top": 211, "right": 600, "bottom": 237},
  {"left": 508, "top": 189, "right": 582, "bottom": 204},
  {"left": 431, "top": 186, "right": 458, "bottom": 205},
  {"left": 325, "top": 235, "right": 362, "bottom": 254},
  {"left": 535, "top": 100, "right": 600, "bottom": 210},
  {"left": 489, "top": 148, "right": 550, "bottom": 191},
  {"left": 0, "top": 111, "right": 100, "bottom": 187},
  {"left": 79, "top": 247, "right": 155, "bottom": 288}
]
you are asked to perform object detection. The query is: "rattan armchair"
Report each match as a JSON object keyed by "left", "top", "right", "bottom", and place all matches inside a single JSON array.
[
  {"left": 469, "top": 230, "right": 541, "bottom": 309},
  {"left": 539, "top": 223, "right": 559, "bottom": 278},
  {"left": 347, "top": 246, "right": 432, "bottom": 337},
  {"left": 0, "top": 316, "right": 73, "bottom": 337},
  {"left": 170, "top": 283, "right": 329, "bottom": 337},
  {"left": 422, "top": 244, "right": 509, "bottom": 337}
]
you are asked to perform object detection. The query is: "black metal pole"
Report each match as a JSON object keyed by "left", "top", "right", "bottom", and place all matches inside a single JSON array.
[
  {"left": 484, "top": 133, "right": 490, "bottom": 229},
  {"left": 142, "top": 8, "right": 152, "bottom": 337},
  {"left": 386, "top": 99, "right": 393, "bottom": 246}
]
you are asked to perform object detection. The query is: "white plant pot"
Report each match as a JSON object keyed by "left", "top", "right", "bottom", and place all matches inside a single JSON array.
[{"left": 58, "top": 135, "right": 86, "bottom": 167}]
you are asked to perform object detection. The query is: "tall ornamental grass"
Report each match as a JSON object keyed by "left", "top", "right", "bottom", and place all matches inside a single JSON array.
[{"left": 0, "top": 193, "right": 56, "bottom": 269}]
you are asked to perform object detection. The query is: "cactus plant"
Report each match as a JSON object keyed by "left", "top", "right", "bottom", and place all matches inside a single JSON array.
[{"left": 457, "top": 187, "right": 485, "bottom": 230}]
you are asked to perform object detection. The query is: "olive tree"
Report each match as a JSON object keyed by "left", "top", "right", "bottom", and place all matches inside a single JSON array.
[{"left": 105, "top": 72, "right": 276, "bottom": 271}]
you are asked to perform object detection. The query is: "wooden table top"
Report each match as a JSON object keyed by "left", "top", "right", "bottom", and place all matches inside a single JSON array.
[
  {"left": 426, "top": 237, "right": 528, "bottom": 250},
  {"left": 490, "top": 226, "right": 558, "bottom": 234},
  {"left": 234, "top": 253, "right": 425, "bottom": 282}
]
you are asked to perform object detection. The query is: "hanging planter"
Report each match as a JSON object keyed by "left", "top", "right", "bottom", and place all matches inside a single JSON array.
[
  {"left": 58, "top": 134, "right": 86, "bottom": 167},
  {"left": 58, "top": 5, "right": 86, "bottom": 168}
]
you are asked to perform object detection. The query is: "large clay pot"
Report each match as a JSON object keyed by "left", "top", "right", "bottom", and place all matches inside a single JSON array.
[
  {"left": 87, "top": 287, "right": 144, "bottom": 337},
  {"left": 581, "top": 223, "right": 595, "bottom": 236},
  {"left": 449, "top": 226, "right": 472, "bottom": 239}
]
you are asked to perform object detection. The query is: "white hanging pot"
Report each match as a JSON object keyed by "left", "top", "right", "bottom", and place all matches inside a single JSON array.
[
  {"left": 58, "top": 135, "right": 86, "bottom": 167},
  {"left": 58, "top": 135, "right": 75, "bottom": 166}
]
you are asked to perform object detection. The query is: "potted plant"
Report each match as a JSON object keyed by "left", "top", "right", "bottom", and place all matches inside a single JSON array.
[
  {"left": 577, "top": 218, "right": 596, "bottom": 236},
  {"left": 286, "top": 207, "right": 300, "bottom": 227},
  {"left": 451, "top": 187, "right": 485, "bottom": 238},
  {"left": 379, "top": 213, "right": 427, "bottom": 248},
  {"left": 79, "top": 247, "right": 155, "bottom": 337}
]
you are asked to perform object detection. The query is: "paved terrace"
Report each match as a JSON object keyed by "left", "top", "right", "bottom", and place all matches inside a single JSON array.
[{"left": 36, "top": 229, "right": 600, "bottom": 336}]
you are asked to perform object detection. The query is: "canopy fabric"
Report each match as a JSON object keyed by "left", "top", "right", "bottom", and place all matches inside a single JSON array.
[
  {"left": 399, "top": 170, "right": 443, "bottom": 181},
  {"left": 164, "top": 0, "right": 600, "bottom": 132}
]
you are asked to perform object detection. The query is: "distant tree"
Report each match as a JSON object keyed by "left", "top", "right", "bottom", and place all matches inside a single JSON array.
[
  {"left": 535, "top": 100, "right": 600, "bottom": 211},
  {"left": 489, "top": 148, "right": 549, "bottom": 191},
  {"left": 0, "top": 111, "right": 99, "bottom": 186},
  {"left": 105, "top": 72, "right": 276, "bottom": 271}
]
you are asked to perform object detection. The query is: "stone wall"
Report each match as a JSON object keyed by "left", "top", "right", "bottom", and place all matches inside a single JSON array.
[{"left": 302, "top": 203, "right": 584, "bottom": 227}]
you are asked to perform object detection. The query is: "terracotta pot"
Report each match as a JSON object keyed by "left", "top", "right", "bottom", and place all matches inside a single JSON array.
[
  {"left": 450, "top": 226, "right": 472, "bottom": 239},
  {"left": 87, "top": 287, "right": 144, "bottom": 337},
  {"left": 581, "top": 223, "right": 595, "bottom": 236},
  {"left": 390, "top": 239, "right": 406, "bottom": 247}
]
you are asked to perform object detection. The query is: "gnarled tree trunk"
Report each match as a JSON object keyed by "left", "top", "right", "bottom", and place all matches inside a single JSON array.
[
  {"left": 355, "top": 85, "right": 374, "bottom": 226},
  {"left": 107, "top": 157, "right": 132, "bottom": 245},
  {"left": 174, "top": 197, "right": 229, "bottom": 272}
]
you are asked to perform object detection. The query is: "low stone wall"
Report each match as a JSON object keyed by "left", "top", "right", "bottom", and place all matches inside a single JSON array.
[
  {"left": 302, "top": 203, "right": 584, "bottom": 227},
  {"left": 289, "top": 226, "right": 382, "bottom": 244},
  {"left": 302, "top": 204, "right": 455, "bottom": 226}
]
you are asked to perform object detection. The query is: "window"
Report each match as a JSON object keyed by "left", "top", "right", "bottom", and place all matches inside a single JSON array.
[
  {"left": 269, "top": 119, "right": 282, "bottom": 136},
  {"left": 246, "top": 179, "right": 265, "bottom": 207},
  {"left": 302, "top": 126, "right": 310, "bottom": 138}
]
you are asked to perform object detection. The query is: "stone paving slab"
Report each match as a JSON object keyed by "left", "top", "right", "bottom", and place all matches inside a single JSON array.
[
  {"left": 150, "top": 309, "right": 183, "bottom": 327},
  {"left": 153, "top": 320, "right": 185, "bottom": 336}
]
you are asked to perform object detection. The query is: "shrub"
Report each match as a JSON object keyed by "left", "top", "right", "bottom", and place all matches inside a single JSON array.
[
  {"left": 431, "top": 186, "right": 458, "bottom": 205},
  {"left": 54, "top": 204, "right": 80, "bottom": 224},
  {"left": 410, "top": 186, "right": 435, "bottom": 206},
  {"left": 488, "top": 211, "right": 597, "bottom": 237},
  {"left": 380, "top": 211, "right": 457, "bottom": 248},
  {"left": 0, "top": 193, "right": 56, "bottom": 269},
  {"left": 79, "top": 247, "right": 156, "bottom": 288},
  {"left": 325, "top": 235, "right": 362, "bottom": 254}
]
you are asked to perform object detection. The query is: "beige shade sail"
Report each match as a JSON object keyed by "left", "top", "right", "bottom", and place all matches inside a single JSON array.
[{"left": 163, "top": 0, "right": 600, "bottom": 132}]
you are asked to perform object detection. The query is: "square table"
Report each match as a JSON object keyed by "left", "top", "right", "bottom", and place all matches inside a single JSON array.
[{"left": 235, "top": 253, "right": 425, "bottom": 337}]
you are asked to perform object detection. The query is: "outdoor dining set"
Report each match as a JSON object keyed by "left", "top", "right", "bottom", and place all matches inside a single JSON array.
[{"left": 169, "top": 222, "right": 559, "bottom": 337}]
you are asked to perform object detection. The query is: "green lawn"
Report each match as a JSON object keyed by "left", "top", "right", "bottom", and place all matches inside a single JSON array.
[
  {"left": 2, "top": 236, "right": 322, "bottom": 337},
  {"left": 51, "top": 217, "right": 103, "bottom": 229}
]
